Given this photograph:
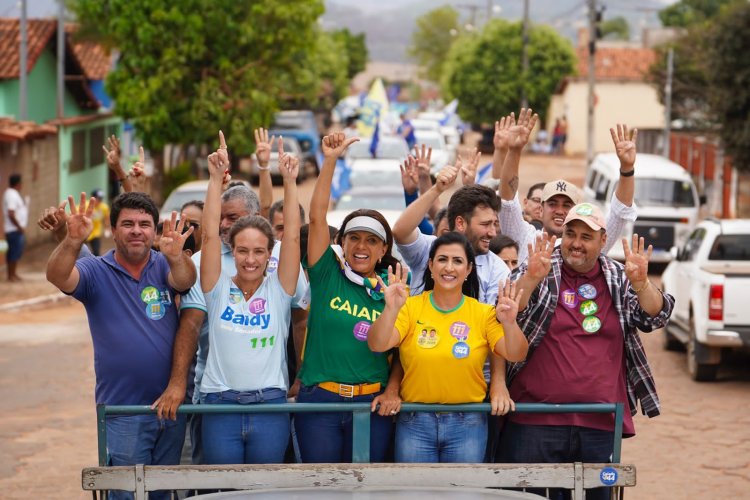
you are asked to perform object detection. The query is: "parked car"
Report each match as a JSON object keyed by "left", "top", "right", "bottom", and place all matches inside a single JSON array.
[
  {"left": 583, "top": 153, "right": 700, "bottom": 263},
  {"left": 661, "top": 218, "right": 750, "bottom": 381},
  {"left": 159, "top": 179, "right": 251, "bottom": 222},
  {"left": 249, "top": 136, "right": 305, "bottom": 183},
  {"left": 269, "top": 110, "right": 321, "bottom": 174}
]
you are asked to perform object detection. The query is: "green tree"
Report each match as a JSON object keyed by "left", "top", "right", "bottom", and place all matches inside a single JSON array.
[
  {"left": 659, "top": 0, "right": 735, "bottom": 27},
  {"left": 408, "top": 6, "right": 461, "bottom": 83},
  {"left": 441, "top": 19, "right": 575, "bottom": 125},
  {"left": 70, "top": 0, "right": 325, "bottom": 158},
  {"left": 705, "top": 2, "right": 750, "bottom": 170},
  {"left": 331, "top": 29, "right": 368, "bottom": 80},
  {"left": 600, "top": 16, "right": 630, "bottom": 41}
]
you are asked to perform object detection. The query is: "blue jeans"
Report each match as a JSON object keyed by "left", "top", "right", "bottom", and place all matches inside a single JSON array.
[
  {"left": 106, "top": 414, "right": 186, "bottom": 500},
  {"left": 294, "top": 384, "right": 393, "bottom": 463},
  {"left": 201, "top": 389, "right": 289, "bottom": 464},
  {"left": 395, "top": 411, "right": 487, "bottom": 463},
  {"left": 6, "top": 230, "right": 24, "bottom": 262},
  {"left": 497, "top": 421, "right": 614, "bottom": 500}
]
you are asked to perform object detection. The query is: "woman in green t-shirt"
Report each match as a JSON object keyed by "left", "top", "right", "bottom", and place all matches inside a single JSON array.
[{"left": 295, "top": 132, "right": 402, "bottom": 463}]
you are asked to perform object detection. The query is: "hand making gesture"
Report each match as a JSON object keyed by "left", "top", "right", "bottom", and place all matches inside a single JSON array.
[
  {"left": 610, "top": 123, "right": 638, "bottom": 170},
  {"left": 526, "top": 231, "right": 557, "bottom": 280},
  {"left": 207, "top": 131, "right": 232, "bottom": 185},
  {"left": 159, "top": 211, "right": 194, "bottom": 259},
  {"left": 495, "top": 279, "right": 523, "bottom": 325},
  {"left": 38, "top": 200, "right": 68, "bottom": 232},
  {"left": 377, "top": 263, "right": 410, "bottom": 311},
  {"left": 254, "top": 127, "right": 276, "bottom": 169},
  {"left": 125, "top": 146, "right": 148, "bottom": 193},
  {"left": 494, "top": 114, "right": 513, "bottom": 151},
  {"left": 413, "top": 143, "right": 432, "bottom": 180},
  {"left": 278, "top": 139, "right": 300, "bottom": 182},
  {"left": 399, "top": 155, "right": 419, "bottom": 195},
  {"left": 65, "top": 193, "right": 96, "bottom": 244},
  {"left": 506, "top": 108, "right": 538, "bottom": 151},
  {"left": 622, "top": 233, "right": 652, "bottom": 289},
  {"left": 322, "top": 132, "right": 359, "bottom": 159},
  {"left": 434, "top": 160, "right": 460, "bottom": 193},
  {"left": 459, "top": 147, "right": 481, "bottom": 186},
  {"left": 103, "top": 135, "right": 122, "bottom": 172}
]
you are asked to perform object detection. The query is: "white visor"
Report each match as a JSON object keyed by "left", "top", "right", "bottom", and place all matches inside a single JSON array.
[{"left": 343, "top": 216, "right": 387, "bottom": 242}]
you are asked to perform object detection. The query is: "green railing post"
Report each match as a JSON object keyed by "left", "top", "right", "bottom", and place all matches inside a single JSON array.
[
  {"left": 96, "top": 404, "right": 107, "bottom": 466},
  {"left": 351, "top": 409, "right": 371, "bottom": 463},
  {"left": 613, "top": 402, "right": 624, "bottom": 463}
]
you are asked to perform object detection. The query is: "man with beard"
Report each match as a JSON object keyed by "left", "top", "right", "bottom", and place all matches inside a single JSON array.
[
  {"left": 46, "top": 192, "right": 196, "bottom": 500},
  {"left": 498, "top": 202, "right": 674, "bottom": 500}
]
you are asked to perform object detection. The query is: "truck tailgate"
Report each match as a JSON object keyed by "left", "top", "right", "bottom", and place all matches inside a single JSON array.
[{"left": 720, "top": 276, "right": 750, "bottom": 323}]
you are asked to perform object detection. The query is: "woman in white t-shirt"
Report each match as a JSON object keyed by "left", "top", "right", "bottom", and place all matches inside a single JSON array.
[{"left": 199, "top": 132, "right": 301, "bottom": 464}]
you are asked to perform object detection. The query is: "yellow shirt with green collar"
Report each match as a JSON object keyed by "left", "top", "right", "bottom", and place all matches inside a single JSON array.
[{"left": 394, "top": 292, "right": 505, "bottom": 404}]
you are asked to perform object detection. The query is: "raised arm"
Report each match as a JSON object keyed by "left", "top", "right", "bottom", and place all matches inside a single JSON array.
[
  {"left": 308, "top": 132, "right": 359, "bottom": 267},
  {"left": 367, "top": 263, "right": 409, "bottom": 352},
  {"left": 277, "top": 146, "right": 301, "bottom": 296},
  {"left": 254, "top": 128, "right": 276, "bottom": 218},
  {"left": 491, "top": 115, "right": 511, "bottom": 180},
  {"left": 493, "top": 279, "right": 529, "bottom": 362},
  {"left": 103, "top": 135, "right": 132, "bottom": 193},
  {"left": 623, "top": 233, "right": 663, "bottom": 316},
  {"left": 459, "top": 147, "right": 481, "bottom": 187},
  {"left": 500, "top": 108, "right": 538, "bottom": 201},
  {"left": 161, "top": 210, "right": 196, "bottom": 291},
  {"left": 46, "top": 193, "right": 95, "bottom": 293},
  {"left": 200, "top": 132, "right": 228, "bottom": 293},
  {"left": 38, "top": 200, "right": 69, "bottom": 243},
  {"left": 611, "top": 124, "right": 637, "bottom": 207},
  {"left": 516, "top": 232, "right": 556, "bottom": 311},
  {"left": 392, "top": 162, "right": 459, "bottom": 245},
  {"left": 414, "top": 145, "right": 440, "bottom": 220}
]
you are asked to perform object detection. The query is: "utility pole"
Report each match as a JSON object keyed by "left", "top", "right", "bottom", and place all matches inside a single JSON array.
[
  {"left": 19, "top": 0, "right": 28, "bottom": 120},
  {"left": 663, "top": 47, "right": 674, "bottom": 158},
  {"left": 586, "top": 0, "right": 597, "bottom": 165},
  {"left": 521, "top": 0, "right": 530, "bottom": 109},
  {"left": 57, "top": 0, "right": 65, "bottom": 118}
]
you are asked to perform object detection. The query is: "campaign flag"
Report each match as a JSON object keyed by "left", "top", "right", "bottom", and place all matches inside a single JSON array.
[
  {"left": 439, "top": 98, "right": 459, "bottom": 126},
  {"left": 357, "top": 78, "right": 389, "bottom": 139},
  {"left": 369, "top": 120, "right": 380, "bottom": 158},
  {"left": 475, "top": 161, "right": 493, "bottom": 185}
]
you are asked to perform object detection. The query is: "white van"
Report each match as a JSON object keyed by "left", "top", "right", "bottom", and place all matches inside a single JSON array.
[{"left": 583, "top": 153, "right": 700, "bottom": 263}]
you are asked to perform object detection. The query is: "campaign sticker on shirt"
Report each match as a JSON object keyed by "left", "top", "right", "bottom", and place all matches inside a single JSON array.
[
  {"left": 582, "top": 316, "right": 602, "bottom": 333},
  {"left": 145, "top": 302, "right": 166, "bottom": 321},
  {"left": 248, "top": 298, "right": 266, "bottom": 314},
  {"left": 229, "top": 288, "right": 243, "bottom": 305},
  {"left": 599, "top": 467, "right": 618, "bottom": 486},
  {"left": 140, "top": 286, "right": 160, "bottom": 304},
  {"left": 449, "top": 321, "right": 470, "bottom": 340},
  {"left": 452, "top": 341, "right": 470, "bottom": 359},
  {"left": 579, "top": 299, "right": 599, "bottom": 316},
  {"left": 267, "top": 256, "right": 279, "bottom": 274},
  {"left": 353, "top": 321, "right": 371, "bottom": 341},
  {"left": 577, "top": 284, "right": 598, "bottom": 300},
  {"left": 417, "top": 328, "right": 440, "bottom": 349},
  {"left": 159, "top": 289, "right": 172, "bottom": 305},
  {"left": 561, "top": 289, "right": 579, "bottom": 309}
]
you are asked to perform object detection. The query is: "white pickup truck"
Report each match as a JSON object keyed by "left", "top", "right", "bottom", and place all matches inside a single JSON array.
[{"left": 661, "top": 218, "right": 750, "bottom": 381}]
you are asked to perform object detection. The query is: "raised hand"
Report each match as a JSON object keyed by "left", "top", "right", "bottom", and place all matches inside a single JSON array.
[
  {"left": 322, "top": 132, "right": 359, "bottom": 158},
  {"left": 494, "top": 114, "right": 513, "bottom": 151},
  {"left": 217, "top": 130, "right": 229, "bottom": 168},
  {"left": 506, "top": 108, "right": 538, "bottom": 150},
  {"left": 127, "top": 146, "right": 147, "bottom": 193},
  {"left": 159, "top": 211, "right": 194, "bottom": 259},
  {"left": 526, "top": 231, "right": 556, "bottom": 280},
  {"left": 413, "top": 143, "right": 432, "bottom": 179},
  {"left": 459, "top": 147, "right": 481, "bottom": 186},
  {"left": 435, "top": 160, "right": 460, "bottom": 193},
  {"left": 103, "top": 135, "right": 122, "bottom": 171},
  {"left": 278, "top": 145, "right": 300, "bottom": 182},
  {"left": 377, "top": 263, "right": 409, "bottom": 310},
  {"left": 38, "top": 200, "right": 68, "bottom": 232},
  {"left": 254, "top": 127, "right": 275, "bottom": 167},
  {"left": 399, "top": 155, "right": 419, "bottom": 194},
  {"left": 610, "top": 124, "right": 637, "bottom": 169},
  {"left": 623, "top": 233, "right": 652, "bottom": 287},
  {"left": 66, "top": 192, "right": 96, "bottom": 243},
  {"left": 495, "top": 279, "right": 523, "bottom": 324}
]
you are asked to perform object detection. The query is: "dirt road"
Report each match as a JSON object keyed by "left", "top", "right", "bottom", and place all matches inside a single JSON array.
[{"left": 1, "top": 152, "right": 748, "bottom": 498}]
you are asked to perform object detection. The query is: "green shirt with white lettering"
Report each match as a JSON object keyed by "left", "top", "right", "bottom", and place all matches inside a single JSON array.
[{"left": 299, "top": 246, "right": 389, "bottom": 387}]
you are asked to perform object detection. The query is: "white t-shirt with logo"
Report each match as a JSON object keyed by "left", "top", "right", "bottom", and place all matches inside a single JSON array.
[
  {"left": 201, "top": 270, "right": 292, "bottom": 393},
  {"left": 3, "top": 188, "right": 27, "bottom": 231}
]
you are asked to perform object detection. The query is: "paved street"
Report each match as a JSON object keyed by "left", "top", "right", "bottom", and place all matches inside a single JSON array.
[{"left": 0, "top": 151, "right": 748, "bottom": 498}]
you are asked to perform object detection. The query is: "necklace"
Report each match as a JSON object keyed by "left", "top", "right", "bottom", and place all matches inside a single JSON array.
[{"left": 233, "top": 278, "right": 257, "bottom": 299}]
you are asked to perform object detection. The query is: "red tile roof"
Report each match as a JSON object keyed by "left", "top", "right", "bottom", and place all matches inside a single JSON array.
[
  {"left": 0, "top": 18, "right": 56, "bottom": 80},
  {"left": 576, "top": 46, "right": 656, "bottom": 81},
  {"left": 0, "top": 117, "right": 57, "bottom": 142},
  {"left": 0, "top": 19, "right": 113, "bottom": 81}
]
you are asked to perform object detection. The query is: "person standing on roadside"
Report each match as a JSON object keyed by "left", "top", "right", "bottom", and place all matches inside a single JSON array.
[{"left": 3, "top": 174, "right": 28, "bottom": 282}]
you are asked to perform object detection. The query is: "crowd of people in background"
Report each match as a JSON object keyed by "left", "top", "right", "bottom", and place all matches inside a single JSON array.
[{"left": 35, "top": 108, "right": 674, "bottom": 500}]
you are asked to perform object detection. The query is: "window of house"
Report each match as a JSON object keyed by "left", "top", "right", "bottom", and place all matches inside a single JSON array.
[
  {"left": 89, "top": 126, "right": 105, "bottom": 166},
  {"left": 70, "top": 129, "right": 86, "bottom": 173}
]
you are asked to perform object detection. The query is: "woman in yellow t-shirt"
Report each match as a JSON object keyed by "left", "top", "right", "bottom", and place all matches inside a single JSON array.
[{"left": 368, "top": 232, "right": 528, "bottom": 463}]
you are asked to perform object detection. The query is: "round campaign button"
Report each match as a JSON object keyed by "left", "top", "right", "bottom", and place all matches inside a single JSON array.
[
  {"left": 579, "top": 300, "right": 599, "bottom": 316},
  {"left": 229, "top": 288, "right": 242, "bottom": 304},
  {"left": 577, "top": 283, "right": 598, "bottom": 300},
  {"left": 353, "top": 321, "right": 371, "bottom": 341},
  {"left": 449, "top": 321, "right": 470, "bottom": 340},
  {"left": 599, "top": 467, "right": 618, "bottom": 486},
  {"left": 417, "top": 329, "right": 440, "bottom": 349},
  {"left": 561, "top": 289, "right": 579, "bottom": 309},
  {"left": 267, "top": 256, "right": 279, "bottom": 274},
  {"left": 452, "top": 341, "right": 470, "bottom": 359},
  {"left": 248, "top": 298, "right": 266, "bottom": 314},
  {"left": 582, "top": 316, "right": 602, "bottom": 333},
  {"left": 145, "top": 302, "right": 166, "bottom": 321}
]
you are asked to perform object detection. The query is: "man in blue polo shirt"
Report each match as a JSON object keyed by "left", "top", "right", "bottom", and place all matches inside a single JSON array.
[{"left": 46, "top": 191, "right": 196, "bottom": 500}]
